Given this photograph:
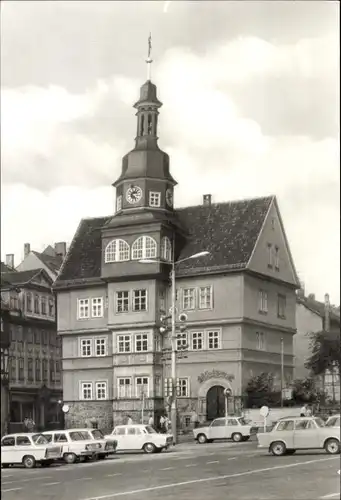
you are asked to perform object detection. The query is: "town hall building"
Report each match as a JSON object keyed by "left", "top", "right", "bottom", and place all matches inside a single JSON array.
[{"left": 53, "top": 58, "right": 300, "bottom": 431}]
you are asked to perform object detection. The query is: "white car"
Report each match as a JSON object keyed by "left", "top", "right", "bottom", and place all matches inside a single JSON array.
[
  {"left": 42, "top": 429, "right": 103, "bottom": 464},
  {"left": 326, "top": 415, "right": 340, "bottom": 429},
  {"left": 257, "top": 416, "right": 340, "bottom": 456},
  {"left": 1, "top": 433, "right": 63, "bottom": 469},
  {"left": 76, "top": 428, "right": 117, "bottom": 459},
  {"left": 104, "top": 424, "right": 173, "bottom": 454},
  {"left": 193, "top": 417, "right": 252, "bottom": 444}
]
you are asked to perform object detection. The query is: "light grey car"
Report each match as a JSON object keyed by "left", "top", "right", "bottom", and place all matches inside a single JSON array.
[{"left": 193, "top": 417, "right": 252, "bottom": 444}]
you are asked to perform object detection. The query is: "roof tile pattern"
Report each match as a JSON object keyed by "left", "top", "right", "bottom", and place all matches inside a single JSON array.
[
  {"left": 56, "top": 196, "right": 273, "bottom": 284},
  {"left": 1, "top": 269, "right": 42, "bottom": 286}
]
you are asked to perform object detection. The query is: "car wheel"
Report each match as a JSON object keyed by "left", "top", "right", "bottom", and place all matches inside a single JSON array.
[
  {"left": 197, "top": 434, "right": 208, "bottom": 444},
  {"left": 270, "top": 441, "right": 286, "bottom": 457},
  {"left": 232, "top": 433, "right": 243, "bottom": 442},
  {"left": 325, "top": 439, "right": 340, "bottom": 455},
  {"left": 23, "top": 455, "right": 36, "bottom": 469},
  {"left": 63, "top": 452, "right": 77, "bottom": 464},
  {"left": 286, "top": 450, "right": 296, "bottom": 455},
  {"left": 143, "top": 443, "right": 156, "bottom": 454}
]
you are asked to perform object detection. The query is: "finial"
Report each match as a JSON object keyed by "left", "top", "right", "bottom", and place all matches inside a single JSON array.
[{"left": 146, "top": 32, "right": 153, "bottom": 81}]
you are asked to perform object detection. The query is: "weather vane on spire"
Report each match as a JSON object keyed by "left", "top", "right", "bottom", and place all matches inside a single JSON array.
[{"left": 146, "top": 32, "right": 153, "bottom": 81}]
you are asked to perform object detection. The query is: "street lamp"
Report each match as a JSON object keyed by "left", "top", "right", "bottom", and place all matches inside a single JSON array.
[{"left": 140, "top": 249, "right": 210, "bottom": 444}]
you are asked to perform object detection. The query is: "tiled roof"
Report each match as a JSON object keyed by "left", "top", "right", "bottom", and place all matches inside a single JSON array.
[
  {"left": 32, "top": 251, "right": 63, "bottom": 274},
  {"left": 55, "top": 196, "right": 273, "bottom": 285},
  {"left": 1, "top": 262, "right": 16, "bottom": 273},
  {"left": 297, "top": 296, "right": 340, "bottom": 325},
  {"left": 1, "top": 269, "right": 42, "bottom": 286}
]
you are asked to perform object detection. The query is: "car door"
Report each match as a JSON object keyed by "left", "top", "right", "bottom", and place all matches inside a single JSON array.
[
  {"left": 210, "top": 418, "right": 227, "bottom": 440},
  {"left": 54, "top": 432, "right": 69, "bottom": 454},
  {"left": 127, "top": 427, "right": 145, "bottom": 450},
  {"left": 273, "top": 419, "right": 295, "bottom": 448},
  {"left": 113, "top": 427, "right": 127, "bottom": 450},
  {"left": 226, "top": 418, "right": 239, "bottom": 438},
  {"left": 1, "top": 436, "right": 16, "bottom": 464},
  {"left": 16, "top": 435, "right": 37, "bottom": 462},
  {"left": 294, "top": 420, "right": 320, "bottom": 449}
]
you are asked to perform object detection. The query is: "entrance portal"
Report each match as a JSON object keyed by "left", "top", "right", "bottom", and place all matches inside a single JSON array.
[{"left": 206, "top": 385, "right": 225, "bottom": 421}]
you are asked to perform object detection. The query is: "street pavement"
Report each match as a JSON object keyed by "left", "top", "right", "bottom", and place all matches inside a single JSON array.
[{"left": 1, "top": 440, "right": 340, "bottom": 500}]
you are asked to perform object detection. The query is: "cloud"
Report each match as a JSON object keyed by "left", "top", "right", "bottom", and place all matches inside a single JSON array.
[{"left": 1, "top": 32, "right": 339, "bottom": 302}]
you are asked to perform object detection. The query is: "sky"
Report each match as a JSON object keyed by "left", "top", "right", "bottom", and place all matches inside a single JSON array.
[{"left": 1, "top": 1, "right": 339, "bottom": 303}]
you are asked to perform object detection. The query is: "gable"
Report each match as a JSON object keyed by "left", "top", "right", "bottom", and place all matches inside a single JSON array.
[
  {"left": 247, "top": 198, "right": 300, "bottom": 287},
  {"left": 16, "top": 252, "right": 60, "bottom": 281}
]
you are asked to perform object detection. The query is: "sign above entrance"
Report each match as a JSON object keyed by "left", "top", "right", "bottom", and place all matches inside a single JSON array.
[{"left": 197, "top": 370, "right": 234, "bottom": 384}]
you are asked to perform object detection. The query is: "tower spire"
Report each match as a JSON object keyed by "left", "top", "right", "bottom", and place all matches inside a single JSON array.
[{"left": 146, "top": 32, "right": 153, "bottom": 81}]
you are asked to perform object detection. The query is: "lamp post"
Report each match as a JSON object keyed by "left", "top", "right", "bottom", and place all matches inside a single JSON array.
[{"left": 140, "top": 250, "right": 209, "bottom": 444}]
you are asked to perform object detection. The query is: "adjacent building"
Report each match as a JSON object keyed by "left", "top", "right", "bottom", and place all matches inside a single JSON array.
[
  {"left": 53, "top": 67, "right": 300, "bottom": 431},
  {"left": 16, "top": 242, "right": 66, "bottom": 281},
  {"left": 1, "top": 268, "right": 62, "bottom": 432}
]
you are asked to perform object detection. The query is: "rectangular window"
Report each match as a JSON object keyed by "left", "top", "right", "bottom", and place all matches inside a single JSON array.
[
  {"left": 10, "top": 358, "right": 17, "bottom": 381},
  {"left": 135, "top": 333, "right": 148, "bottom": 352},
  {"left": 27, "top": 358, "right": 33, "bottom": 381},
  {"left": 35, "top": 360, "right": 40, "bottom": 382},
  {"left": 55, "top": 361, "right": 61, "bottom": 383},
  {"left": 277, "top": 294, "right": 286, "bottom": 318},
  {"left": 118, "top": 334, "right": 131, "bottom": 353},
  {"left": 191, "top": 331, "right": 204, "bottom": 350},
  {"left": 199, "top": 286, "right": 212, "bottom": 309},
  {"left": 118, "top": 378, "right": 131, "bottom": 398},
  {"left": 132, "top": 289, "right": 147, "bottom": 312},
  {"left": 81, "top": 382, "right": 93, "bottom": 400},
  {"left": 177, "top": 332, "right": 188, "bottom": 350},
  {"left": 34, "top": 294, "right": 40, "bottom": 314},
  {"left": 136, "top": 377, "right": 149, "bottom": 397},
  {"left": 96, "top": 381, "right": 108, "bottom": 400},
  {"left": 207, "top": 330, "right": 220, "bottom": 349},
  {"left": 50, "top": 362, "right": 55, "bottom": 382},
  {"left": 78, "top": 299, "right": 90, "bottom": 319},
  {"left": 42, "top": 330, "right": 48, "bottom": 345},
  {"left": 26, "top": 327, "right": 33, "bottom": 343},
  {"left": 274, "top": 246, "right": 280, "bottom": 270},
  {"left": 49, "top": 298, "right": 54, "bottom": 317},
  {"left": 41, "top": 296, "right": 47, "bottom": 315},
  {"left": 154, "top": 334, "right": 161, "bottom": 352},
  {"left": 258, "top": 290, "right": 268, "bottom": 313},
  {"left": 26, "top": 293, "right": 32, "bottom": 313},
  {"left": 43, "top": 360, "right": 48, "bottom": 381},
  {"left": 159, "top": 289, "right": 166, "bottom": 313},
  {"left": 92, "top": 298, "right": 103, "bottom": 318},
  {"left": 154, "top": 376, "right": 161, "bottom": 397},
  {"left": 149, "top": 191, "right": 161, "bottom": 208},
  {"left": 80, "top": 338, "right": 92, "bottom": 357},
  {"left": 267, "top": 243, "right": 273, "bottom": 268},
  {"left": 116, "top": 291, "right": 129, "bottom": 313},
  {"left": 178, "top": 378, "right": 189, "bottom": 397},
  {"left": 34, "top": 329, "right": 40, "bottom": 344},
  {"left": 256, "top": 332, "right": 265, "bottom": 350},
  {"left": 116, "top": 195, "right": 122, "bottom": 212},
  {"left": 18, "top": 358, "right": 24, "bottom": 381},
  {"left": 95, "top": 337, "right": 107, "bottom": 356},
  {"left": 182, "top": 288, "right": 196, "bottom": 310}
]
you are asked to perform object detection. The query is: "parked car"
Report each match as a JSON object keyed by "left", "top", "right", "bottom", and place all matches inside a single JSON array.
[
  {"left": 76, "top": 429, "right": 117, "bottom": 459},
  {"left": 1, "top": 433, "right": 63, "bottom": 469},
  {"left": 326, "top": 415, "right": 340, "bottom": 429},
  {"left": 42, "top": 429, "right": 103, "bottom": 464},
  {"left": 193, "top": 417, "right": 252, "bottom": 444},
  {"left": 104, "top": 424, "right": 173, "bottom": 454},
  {"left": 257, "top": 416, "right": 340, "bottom": 456}
]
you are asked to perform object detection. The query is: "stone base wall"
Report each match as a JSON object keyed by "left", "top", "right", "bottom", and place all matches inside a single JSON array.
[{"left": 64, "top": 401, "right": 113, "bottom": 434}]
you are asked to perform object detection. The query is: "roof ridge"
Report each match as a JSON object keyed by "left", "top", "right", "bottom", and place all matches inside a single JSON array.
[{"left": 176, "top": 195, "right": 275, "bottom": 212}]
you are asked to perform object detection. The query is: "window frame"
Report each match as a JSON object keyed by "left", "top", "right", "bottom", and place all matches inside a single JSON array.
[
  {"left": 274, "top": 246, "right": 280, "bottom": 270},
  {"left": 198, "top": 286, "right": 213, "bottom": 310},
  {"left": 149, "top": 191, "right": 161, "bottom": 208},
  {"left": 160, "top": 236, "right": 172, "bottom": 262},
  {"left": 135, "top": 376, "right": 149, "bottom": 397},
  {"left": 95, "top": 381, "right": 108, "bottom": 400},
  {"left": 207, "top": 329, "right": 221, "bottom": 350},
  {"left": 182, "top": 288, "right": 196, "bottom": 311},
  {"left": 135, "top": 333, "right": 148, "bottom": 352},
  {"left": 277, "top": 294, "right": 286, "bottom": 319},
  {"left": 117, "top": 377, "right": 132, "bottom": 398},
  {"left": 115, "top": 291, "right": 130, "bottom": 313},
  {"left": 178, "top": 377, "right": 189, "bottom": 398},
  {"left": 191, "top": 331, "right": 204, "bottom": 351},
  {"left": 80, "top": 338, "right": 93, "bottom": 357},
  {"left": 91, "top": 297, "right": 104, "bottom": 318},
  {"left": 80, "top": 381, "right": 93, "bottom": 400},
  {"left": 104, "top": 239, "right": 130, "bottom": 263},
  {"left": 95, "top": 337, "right": 107, "bottom": 357},
  {"left": 256, "top": 331, "right": 265, "bottom": 351},
  {"left": 176, "top": 332, "right": 188, "bottom": 350},
  {"left": 131, "top": 236, "right": 157, "bottom": 260},
  {"left": 116, "top": 195, "right": 122, "bottom": 212},
  {"left": 77, "top": 298, "right": 90, "bottom": 320},
  {"left": 132, "top": 289, "right": 148, "bottom": 312},
  {"left": 117, "top": 334, "right": 132, "bottom": 353},
  {"left": 267, "top": 243, "right": 273, "bottom": 268},
  {"left": 258, "top": 290, "right": 268, "bottom": 314}
]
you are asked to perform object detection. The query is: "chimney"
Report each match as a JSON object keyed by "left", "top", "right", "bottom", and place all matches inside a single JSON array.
[
  {"left": 5, "top": 254, "right": 14, "bottom": 269},
  {"left": 24, "top": 243, "right": 31, "bottom": 258},
  {"left": 54, "top": 242, "right": 67, "bottom": 258},
  {"left": 307, "top": 293, "right": 315, "bottom": 301},
  {"left": 324, "top": 293, "right": 330, "bottom": 332},
  {"left": 203, "top": 194, "right": 212, "bottom": 206},
  {"left": 297, "top": 280, "right": 305, "bottom": 298}
]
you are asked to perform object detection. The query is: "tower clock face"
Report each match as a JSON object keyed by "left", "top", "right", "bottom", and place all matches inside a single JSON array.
[
  {"left": 166, "top": 188, "right": 173, "bottom": 207},
  {"left": 126, "top": 185, "right": 143, "bottom": 204}
]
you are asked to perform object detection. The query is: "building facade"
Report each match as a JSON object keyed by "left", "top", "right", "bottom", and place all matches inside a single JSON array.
[
  {"left": 1, "top": 269, "right": 62, "bottom": 432},
  {"left": 54, "top": 68, "right": 300, "bottom": 432}
]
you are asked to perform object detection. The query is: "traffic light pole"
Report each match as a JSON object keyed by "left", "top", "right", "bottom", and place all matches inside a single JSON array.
[{"left": 170, "top": 262, "right": 177, "bottom": 445}]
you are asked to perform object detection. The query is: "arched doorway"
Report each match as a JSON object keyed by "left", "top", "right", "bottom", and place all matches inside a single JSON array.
[{"left": 206, "top": 385, "right": 225, "bottom": 421}]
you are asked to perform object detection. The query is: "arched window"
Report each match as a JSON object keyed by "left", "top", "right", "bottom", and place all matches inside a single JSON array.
[
  {"left": 105, "top": 239, "right": 130, "bottom": 263},
  {"left": 132, "top": 236, "right": 157, "bottom": 260},
  {"left": 160, "top": 236, "right": 172, "bottom": 262}
]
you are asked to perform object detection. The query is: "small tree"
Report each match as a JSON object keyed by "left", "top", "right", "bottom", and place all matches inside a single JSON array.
[
  {"left": 305, "top": 329, "right": 341, "bottom": 377},
  {"left": 291, "top": 377, "right": 325, "bottom": 405},
  {"left": 245, "top": 372, "right": 281, "bottom": 408}
]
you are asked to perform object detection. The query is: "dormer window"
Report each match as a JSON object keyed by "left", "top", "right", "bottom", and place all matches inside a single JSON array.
[
  {"left": 149, "top": 192, "right": 161, "bottom": 208},
  {"left": 105, "top": 239, "right": 130, "bottom": 263},
  {"left": 116, "top": 195, "right": 122, "bottom": 212},
  {"left": 161, "top": 236, "right": 172, "bottom": 262},
  {"left": 132, "top": 236, "right": 157, "bottom": 260}
]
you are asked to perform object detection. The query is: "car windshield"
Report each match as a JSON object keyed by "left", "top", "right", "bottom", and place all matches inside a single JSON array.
[
  {"left": 326, "top": 417, "right": 340, "bottom": 427},
  {"left": 79, "top": 431, "right": 92, "bottom": 439},
  {"left": 238, "top": 418, "right": 248, "bottom": 426},
  {"left": 314, "top": 418, "right": 325, "bottom": 428},
  {"left": 32, "top": 434, "right": 49, "bottom": 445},
  {"left": 92, "top": 430, "right": 104, "bottom": 439},
  {"left": 145, "top": 426, "right": 157, "bottom": 434},
  {"left": 69, "top": 432, "right": 87, "bottom": 441}
]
